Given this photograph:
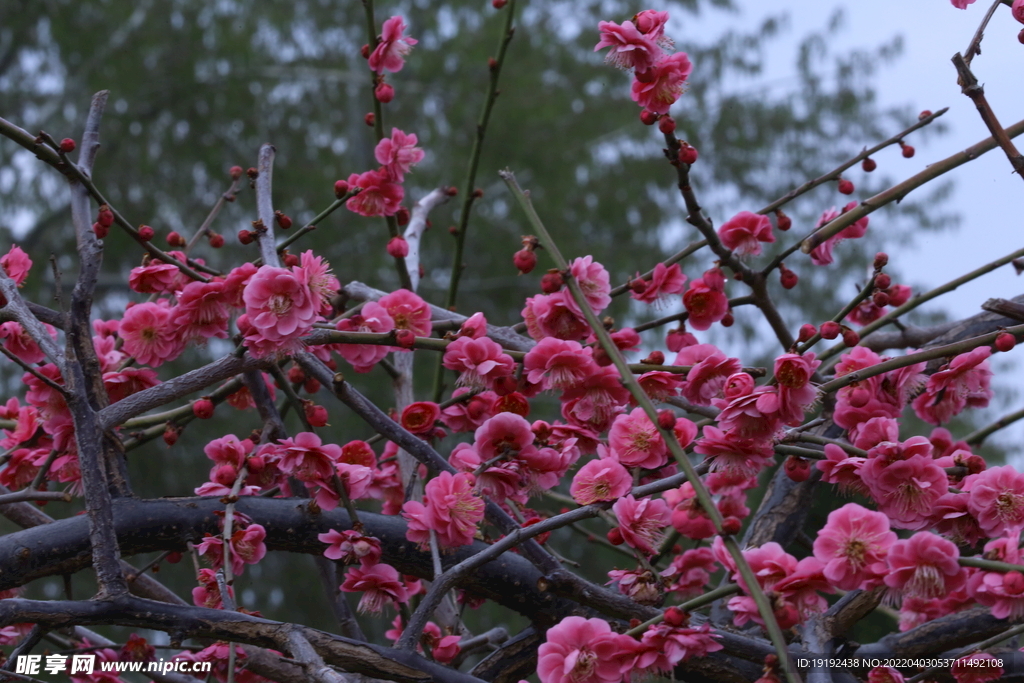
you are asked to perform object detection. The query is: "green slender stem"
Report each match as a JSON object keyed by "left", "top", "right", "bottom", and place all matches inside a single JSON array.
[
  {"left": 958, "top": 556, "right": 1024, "bottom": 573},
  {"left": 501, "top": 169, "right": 802, "bottom": 683},
  {"left": 624, "top": 584, "right": 742, "bottom": 637},
  {"left": 774, "top": 444, "right": 825, "bottom": 460},
  {"left": 782, "top": 433, "right": 868, "bottom": 458},
  {"left": 964, "top": 406, "right": 1024, "bottom": 447}
]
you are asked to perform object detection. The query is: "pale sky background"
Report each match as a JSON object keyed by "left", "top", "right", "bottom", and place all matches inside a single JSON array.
[{"left": 692, "top": 0, "right": 1024, "bottom": 457}]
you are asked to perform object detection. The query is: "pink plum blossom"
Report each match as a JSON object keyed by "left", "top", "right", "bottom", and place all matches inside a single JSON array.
[
  {"left": 813, "top": 503, "right": 896, "bottom": 590},
  {"left": 374, "top": 129, "right": 425, "bottom": 182},
  {"left": 340, "top": 562, "right": 410, "bottom": 613},
  {"left": 966, "top": 465, "right": 1024, "bottom": 537},
  {"left": 346, "top": 169, "right": 404, "bottom": 217},
  {"left": 608, "top": 407, "right": 667, "bottom": 469},
  {"left": 119, "top": 302, "right": 182, "bottom": 367},
  {"left": 335, "top": 301, "right": 395, "bottom": 372},
  {"left": 682, "top": 268, "right": 729, "bottom": 331},
  {"left": 524, "top": 338, "right": 599, "bottom": 391},
  {"left": 884, "top": 532, "right": 967, "bottom": 601},
  {"left": 242, "top": 265, "right": 320, "bottom": 358},
  {"left": 594, "top": 20, "right": 662, "bottom": 73},
  {"left": 368, "top": 16, "right": 417, "bottom": 74},
  {"left": 717, "top": 211, "right": 775, "bottom": 257},
  {"left": 378, "top": 289, "right": 432, "bottom": 338},
  {"left": 570, "top": 457, "right": 632, "bottom": 505},
  {"left": 443, "top": 336, "right": 516, "bottom": 390},
  {"left": 629, "top": 262, "right": 686, "bottom": 305},
  {"left": 538, "top": 617, "right": 635, "bottom": 683},
  {"left": 612, "top": 495, "right": 671, "bottom": 555},
  {"left": 630, "top": 52, "right": 692, "bottom": 115}
]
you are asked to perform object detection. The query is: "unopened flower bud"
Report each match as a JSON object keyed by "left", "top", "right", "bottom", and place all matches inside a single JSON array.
[
  {"left": 246, "top": 167, "right": 258, "bottom": 181},
  {"left": 492, "top": 375, "right": 519, "bottom": 397},
  {"left": 304, "top": 377, "right": 321, "bottom": 394},
  {"left": 472, "top": 188, "right": 484, "bottom": 199},
  {"left": 334, "top": 179, "right": 350, "bottom": 198},
  {"left": 305, "top": 402, "right": 329, "bottom": 427},
  {"left": 395, "top": 329, "right": 416, "bottom": 349},
  {"left": 820, "top": 321, "right": 841, "bottom": 340},
  {"left": 643, "top": 351, "right": 665, "bottom": 366},
  {"left": 658, "top": 116, "right": 676, "bottom": 134},
  {"left": 166, "top": 231, "right": 186, "bottom": 247},
  {"left": 288, "top": 366, "right": 306, "bottom": 384},
  {"left": 900, "top": 141, "right": 915, "bottom": 158},
  {"left": 721, "top": 517, "right": 742, "bottom": 536},
  {"left": 238, "top": 229, "right": 254, "bottom": 245},
  {"left": 592, "top": 347, "right": 612, "bottom": 367},
  {"left": 919, "top": 110, "right": 933, "bottom": 120},
  {"left": 842, "top": 328, "right": 860, "bottom": 347},
  {"left": 631, "top": 278, "right": 648, "bottom": 295},
  {"left": 639, "top": 110, "right": 659, "bottom": 126},
  {"left": 1019, "top": 27, "right": 1024, "bottom": 44},
  {"left": 678, "top": 142, "right": 698, "bottom": 165},
  {"left": 779, "top": 266, "right": 798, "bottom": 290},
  {"left": 93, "top": 222, "right": 109, "bottom": 239},
  {"left": 60, "top": 138, "right": 76, "bottom": 153},
  {"left": 283, "top": 253, "right": 300, "bottom": 267},
  {"left": 540, "top": 271, "right": 563, "bottom": 293},
  {"left": 230, "top": 165, "right": 243, "bottom": 180},
  {"left": 873, "top": 252, "right": 889, "bottom": 270},
  {"left": 97, "top": 205, "right": 115, "bottom": 228},
  {"left": 721, "top": 311, "right": 734, "bottom": 327},
  {"left": 798, "top": 323, "right": 816, "bottom": 343},
  {"left": 395, "top": 207, "right": 410, "bottom": 227},
  {"left": 492, "top": 0, "right": 508, "bottom": 7},
  {"left": 375, "top": 82, "right": 395, "bottom": 103},
  {"left": 784, "top": 455, "right": 811, "bottom": 482},
  {"left": 872, "top": 291, "right": 890, "bottom": 307},
  {"left": 663, "top": 607, "right": 687, "bottom": 627},
  {"left": 513, "top": 248, "right": 537, "bottom": 274},
  {"left": 607, "top": 528, "right": 624, "bottom": 545},
  {"left": 387, "top": 236, "right": 409, "bottom": 258},
  {"left": 996, "top": 332, "right": 1017, "bottom": 353},
  {"left": 360, "top": 44, "right": 370, "bottom": 59},
  {"left": 364, "top": 112, "right": 375, "bottom": 127},
  {"left": 657, "top": 409, "right": 675, "bottom": 431},
  {"left": 874, "top": 273, "right": 891, "bottom": 290},
  {"left": 138, "top": 225, "right": 155, "bottom": 241},
  {"left": 1006, "top": 571, "right": 1024, "bottom": 595},
  {"left": 193, "top": 398, "right": 215, "bottom": 419},
  {"left": 861, "top": 157, "right": 877, "bottom": 172},
  {"left": 208, "top": 232, "right": 224, "bottom": 248},
  {"left": 274, "top": 210, "right": 292, "bottom": 230},
  {"left": 163, "top": 425, "right": 180, "bottom": 446},
  {"left": 837, "top": 178, "right": 854, "bottom": 195},
  {"left": 775, "top": 210, "right": 791, "bottom": 231}
]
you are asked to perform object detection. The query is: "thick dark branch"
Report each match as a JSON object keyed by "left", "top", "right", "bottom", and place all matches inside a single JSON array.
[
  {"left": 254, "top": 143, "right": 282, "bottom": 268},
  {"left": 952, "top": 53, "right": 1024, "bottom": 181}
]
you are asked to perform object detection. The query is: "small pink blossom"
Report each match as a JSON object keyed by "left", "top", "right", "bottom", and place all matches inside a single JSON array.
[
  {"left": 666, "top": 482, "right": 716, "bottom": 539},
  {"left": 0, "top": 322, "right": 54, "bottom": 365},
  {"left": 402, "top": 471, "right": 484, "bottom": 548},
  {"left": 335, "top": 301, "right": 396, "bottom": 372},
  {"left": 861, "top": 451, "right": 947, "bottom": 530},
  {"left": 242, "top": 265, "right": 320, "bottom": 358},
  {"left": 474, "top": 412, "right": 535, "bottom": 460},
  {"left": 635, "top": 621, "right": 722, "bottom": 674},
  {"left": 662, "top": 547, "right": 717, "bottom": 597},
  {"left": 951, "top": 653, "right": 1003, "bottom": 683},
  {"left": 608, "top": 407, "right": 667, "bottom": 469},
  {"left": 612, "top": 495, "right": 670, "bottom": 555},
  {"left": 560, "top": 365, "right": 631, "bottom": 433},
  {"left": 300, "top": 250, "right": 339, "bottom": 315},
  {"left": 630, "top": 262, "right": 686, "bottom": 305},
  {"left": 443, "top": 336, "right": 516, "bottom": 390},
  {"left": 538, "top": 617, "right": 636, "bottom": 683},
  {"left": 129, "top": 261, "right": 180, "bottom": 294},
  {"left": 718, "top": 211, "right": 775, "bottom": 257},
  {"left": 912, "top": 347, "right": 993, "bottom": 425},
  {"left": 340, "top": 562, "right": 410, "bottom": 613},
  {"left": 594, "top": 20, "right": 662, "bottom": 73},
  {"left": 0, "top": 245, "right": 31, "bottom": 286},
  {"left": 119, "top": 302, "right": 183, "bottom": 367},
  {"left": 950, "top": 0, "right": 977, "bottom": 7},
  {"left": 103, "top": 367, "right": 160, "bottom": 404},
  {"left": 378, "top": 288, "right": 432, "bottom": 338},
  {"left": 441, "top": 388, "right": 496, "bottom": 432},
  {"left": 967, "top": 465, "right": 1024, "bottom": 537},
  {"left": 570, "top": 457, "right": 631, "bottom": 505},
  {"left": 566, "top": 256, "right": 612, "bottom": 316},
  {"left": 368, "top": 16, "right": 418, "bottom": 74},
  {"left": 171, "top": 280, "right": 230, "bottom": 342},
  {"left": 813, "top": 503, "right": 895, "bottom": 590},
  {"left": 346, "top": 169, "right": 404, "bottom": 217},
  {"left": 675, "top": 344, "right": 742, "bottom": 405},
  {"left": 884, "top": 532, "right": 966, "bottom": 601},
  {"left": 693, "top": 425, "right": 774, "bottom": 478},
  {"left": 318, "top": 529, "right": 382, "bottom": 565},
  {"left": 809, "top": 203, "right": 869, "bottom": 266},
  {"left": 630, "top": 52, "right": 692, "bottom": 115},
  {"left": 522, "top": 291, "right": 590, "bottom": 341},
  {"left": 375, "top": 129, "right": 425, "bottom": 182},
  {"left": 682, "top": 267, "right": 728, "bottom": 331},
  {"left": 524, "top": 338, "right": 599, "bottom": 391}
]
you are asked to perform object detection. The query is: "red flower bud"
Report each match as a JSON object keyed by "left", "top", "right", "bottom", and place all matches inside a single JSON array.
[
  {"left": 663, "top": 607, "right": 688, "bottom": 627},
  {"left": 138, "top": 225, "right": 155, "bottom": 241},
  {"left": 387, "top": 236, "right": 409, "bottom": 258},
  {"left": 592, "top": 347, "right": 612, "bottom": 367},
  {"left": 304, "top": 377, "right": 321, "bottom": 394},
  {"left": 492, "top": 0, "right": 508, "bottom": 7},
  {"left": 162, "top": 425, "right": 180, "bottom": 446},
  {"left": 513, "top": 248, "right": 537, "bottom": 274},
  {"left": 396, "top": 207, "right": 410, "bottom": 227},
  {"left": 97, "top": 205, "right": 115, "bottom": 228},
  {"left": 721, "top": 311, "right": 734, "bottom": 327},
  {"left": 900, "top": 142, "right": 915, "bottom": 158},
  {"left": 658, "top": 116, "right": 676, "bottom": 134},
  {"left": 607, "top": 528, "right": 624, "bottom": 545},
  {"left": 540, "top": 271, "right": 564, "bottom": 294},
  {"left": 919, "top": 110, "right": 933, "bottom": 120},
  {"left": 784, "top": 455, "right": 811, "bottom": 482},
  {"left": 208, "top": 232, "right": 224, "bottom": 248},
  {"left": 779, "top": 266, "right": 798, "bottom": 290},
  {"left": 678, "top": 142, "right": 698, "bottom": 165},
  {"left": 874, "top": 273, "right": 891, "bottom": 290},
  {"left": 443, "top": 186, "right": 458, "bottom": 196},
  {"left": 288, "top": 366, "right": 306, "bottom": 384},
  {"left": 59, "top": 138, "right": 76, "bottom": 153},
  {"left": 93, "top": 222, "right": 109, "bottom": 239},
  {"left": 639, "top": 110, "right": 659, "bottom": 126},
  {"left": 657, "top": 409, "right": 676, "bottom": 431},
  {"left": 274, "top": 211, "right": 292, "bottom": 230},
  {"left": 643, "top": 350, "right": 666, "bottom": 366},
  {"left": 775, "top": 210, "right": 791, "bottom": 231},
  {"left": 230, "top": 165, "right": 243, "bottom": 180},
  {"left": 364, "top": 112, "right": 376, "bottom": 127},
  {"left": 283, "top": 253, "right": 300, "bottom": 267},
  {"left": 1019, "top": 28, "right": 1024, "bottom": 44},
  {"left": 395, "top": 329, "right": 416, "bottom": 349},
  {"left": 493, "top": 389, "right": 529, "bottom": 414},
  {"left": 166, "top": 231, "right": 186, "bottom": 247},
  {"left": 246, "top": 167, "right": 258, "bottom": 180},
  {"left": 798, "top": 323, "right": 816, "bottom": 343},
  {"left": 837, "top": 178, "right": 854, "bottom": 195},
  {"left": 820, "top": 321, "right": 841, "bottom": 340},
  {"left": 360, "top": 44, "right": 370, "bottom": 59},
  {"left": 861, "top": 157, "right": 877, "bottom": 172},
  {"left": 842, "top": 328, "right": 860, "bottom": 347},
  {"left": 305, "top": 402, "right": 329, "bottom": 427},
  {"left": 334, "top": 179, "right": 350, "bottom": 198},
  {"left": 872, "top": 291, "right": 890, "bottom": 307},
  {"left": 492, "top": 375, "right": 520, "bottom": 398},
  {"left": 996, "top": 332, "right": 1017, "bottom": 353},
  {"left": 238, "top": 229, "right": 254, "bottom": 245},
  {"left": 472, "top": 188, "right": 484, "bottom": 199},
  {"left": 375, "top": 82, "right": 395, "bottom": 103},
  {"left": 193, "top": 398, "right": 215, "bottom": 420},
  {"left": 721, "top": 517, "right": 742, "bottom": 536}
]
